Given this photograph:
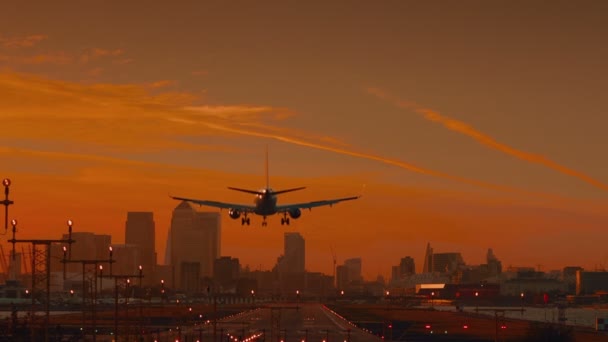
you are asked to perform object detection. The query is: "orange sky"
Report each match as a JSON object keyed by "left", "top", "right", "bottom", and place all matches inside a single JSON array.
[{"left": 1, "top": 1, "right": 608, "bottom": 279}]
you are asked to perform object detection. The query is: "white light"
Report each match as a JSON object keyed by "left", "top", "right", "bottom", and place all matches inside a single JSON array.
[{"left": 2, "top": 178, "right": 11, "bottom": 186}]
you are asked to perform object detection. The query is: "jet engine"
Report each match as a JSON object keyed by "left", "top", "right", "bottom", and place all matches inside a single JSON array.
[
  {"left": 288, "top": 208, "right": 301, "bottom": 219},
  {"left": 228, "top": 208, "right": 241, "bottom": 219}
]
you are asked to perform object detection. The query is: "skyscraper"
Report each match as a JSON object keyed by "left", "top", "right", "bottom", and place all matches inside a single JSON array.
[
  {"left": 214, "top": 256, "right": 240, "bottom": 291},
  {"left": 57, "top": 232, "right": 111, "bottom": 273},
  {"left": 168, "top": 201, "right": 221, "bottom": 289},
  {"left": 281, "top": 232, "right": 305, "bottom": 273},
  {"left": 392, "top": 256, "right": 416, "bottom": 282},
  {"left": 423, "top": 242, "right": 433, "bottom": 273},
  {"left": 344, "top": 258, "right": 362, "bottom": 283},
  {"left": 400, "top": 256, "right": 416, "bottom": 275},
  {"left": 126, "top": 212, "right": 155, "bottom": 285}
]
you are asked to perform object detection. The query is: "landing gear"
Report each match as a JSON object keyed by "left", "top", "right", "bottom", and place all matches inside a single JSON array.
[
  {"left": 280, "top": 215, "right": 290, "bottom": 226},
  {"left": 262, "top": 216, "right": 267, "bottom": 227},
  {"left": 241, "top": 217, "right": 250, "bottom": 226}
]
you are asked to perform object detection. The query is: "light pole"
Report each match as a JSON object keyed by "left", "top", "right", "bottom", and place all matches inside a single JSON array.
[
  {"left": 108, "top": 246, "right": 113, "bottom": 275},
  {"left": 2, "top": 178, "right": 13, "bottom": 235},
  {"left": 251, "top": 290, "right": 255, "bottom": 310},
  {"left": 160, "top": 279, "right": 165, "bottom": 308},
  {"left": 138, "top": 265, "right": 144, "bottom": 340},
  {"left": 99, "top": 265, "right": 103, "bottom": 294}
]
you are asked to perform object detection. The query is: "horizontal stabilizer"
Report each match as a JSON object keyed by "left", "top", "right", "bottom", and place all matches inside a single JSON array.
[
  {"left": 272, "top": 187, "right": 306, "bottom": 195},
  {"left": 227, "top": 187, "right": 264, "bottom": 195}
]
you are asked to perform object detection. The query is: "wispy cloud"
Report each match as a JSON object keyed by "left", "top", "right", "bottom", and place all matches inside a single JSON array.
[
  {"left": 0, "top": 34, "right": 47, "bottom": 48},
  {"left": 170, "top": 118, "right": 556, "bottom": 200},
  {"left": 0, "top": 35, "right": 130, "bottom": 72},
  {"left": 79, "top": 48, "right": 124, "bottom": 64},
  {"left": 367, "top": 87, "right": 608, "bottom": 192},
  {"left": 4, "top": 51, "right": 73, "bottom": 65},
  {"left": 0, "top": 72, "right": 568, "bottom": 201},
  {"left": 113, "top": 58, "right": 134, "bottom": 65}
]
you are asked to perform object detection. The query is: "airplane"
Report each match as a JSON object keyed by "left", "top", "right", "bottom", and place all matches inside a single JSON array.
[{"left": 170, "top": 150, "right": 361, "bottom": 226}]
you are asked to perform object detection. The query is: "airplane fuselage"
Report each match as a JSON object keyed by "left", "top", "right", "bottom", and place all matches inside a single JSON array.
[{"left": 253, "top": 188, "right": 278, "bottom": 216}]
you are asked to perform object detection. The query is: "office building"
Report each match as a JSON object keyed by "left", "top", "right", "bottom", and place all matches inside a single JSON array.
[
  {"left": 392, "top": 256, "right": 415, "bottom": 282},
  {"left": 344, "top": 258, "right": 362, "bottom": 283},
  {"left": 214, "top": 256, "right": 240, "bottom": 292},
  {"left": 126, "top": 212, "right": 156, "bottom": 285},
  {"left": 167, "top": 201, "right": 221, "bottom": 289},
  {"left": 281, "top": 232, "right": 305, "bottom": 273}
]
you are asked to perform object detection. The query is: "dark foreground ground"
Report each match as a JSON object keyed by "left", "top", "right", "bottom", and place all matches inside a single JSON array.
[
  {"left": 327, "top": 303, "right": 608, "bottom": 342},
  {"left": 2, "top": 302, "right": 607, "bottom": 341}
]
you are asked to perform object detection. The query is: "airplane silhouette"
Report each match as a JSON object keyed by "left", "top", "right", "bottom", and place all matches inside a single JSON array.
[{"left": 170, "top": 150, "right": 360, "bottom": 226}]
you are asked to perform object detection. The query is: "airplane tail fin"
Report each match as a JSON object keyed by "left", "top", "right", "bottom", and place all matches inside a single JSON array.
[{"left": 265, "top": 145, "right": 269, "bottom": 189}]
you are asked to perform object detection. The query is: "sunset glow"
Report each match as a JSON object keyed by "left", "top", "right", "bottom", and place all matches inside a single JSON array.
[{"left": 1, "top": 2, "right": 608, "bottom": 279}]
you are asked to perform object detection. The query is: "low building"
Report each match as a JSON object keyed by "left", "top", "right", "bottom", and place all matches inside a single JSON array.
[{"left": 576, "top": 271, "right": 608, "bottom": 295}]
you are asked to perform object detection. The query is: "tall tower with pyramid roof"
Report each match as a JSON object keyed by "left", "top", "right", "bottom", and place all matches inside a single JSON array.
[{"left": 167, "top": 201, "right": 221, "bottom": 291}]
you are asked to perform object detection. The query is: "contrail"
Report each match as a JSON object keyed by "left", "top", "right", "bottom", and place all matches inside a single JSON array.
[
  {"left": 201, "top": 122, "right": 555, "bottom": 199},
  {"left": 368, "top": 87, "right": 608, "bottom": 192}
]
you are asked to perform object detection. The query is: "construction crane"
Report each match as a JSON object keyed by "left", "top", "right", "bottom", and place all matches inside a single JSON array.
[{"left": 329, "top": 244, "right": 337, "bottom": 287}]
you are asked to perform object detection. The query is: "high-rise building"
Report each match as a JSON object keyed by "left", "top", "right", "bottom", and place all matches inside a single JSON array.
[
  {"left": 168, "top": 201, "right": 221, "bottom": 289},
  {"left": 110, "top": 244, "right": 144, "bottom": 276},
  {"left": 56, "top": 232, "right": 112, "bottom": 273},
  {"left": 432, "top": 253, "right": 464, "bottom": 273},
  {"left": 126, "top": 212, "right": 156, "bottom": 286},
  {"left": 280, "top": 232, "right": 305, "bottom": 273},
  {"left": 214, "top": 256, "right": 240, "bottom": 292},
  {"left": 400, "top": 257, "right": 416, "bottom": 276},
  {"left": 423, "top": 243, "right": 433, "bottom": 273},
  {"left": 392, "top": 256, "right": 416, "bottom": 282},
  {"left": 344, "top": 258, "right": 362, "bottom": 283},
  {"left": 336, "top": 265, "right": 348, "bottom": 290},
  {"left": 486, "top": 248, "right": 502, "bottom": 276}
]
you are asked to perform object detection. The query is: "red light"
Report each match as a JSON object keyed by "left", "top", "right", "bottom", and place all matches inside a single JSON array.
[
  {"left": 501, "top": 325, "right": 507, "bottom": 329},
  {"left": 463, "top": 325, "right": 469, "bottom": 329},
  {"left": 425, "top": 325, "right": 431, "bottom": 329},
  {"left": 388, "top": 324, "right": 392, "bottom": 329}
]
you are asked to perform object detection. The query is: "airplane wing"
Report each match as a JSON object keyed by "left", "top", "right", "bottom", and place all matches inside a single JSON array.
[
  {"left": 276, "top": 195, "right": 360, "bottom": 211},
  {"left": 170, "top": 196, "right": 256, "bottom": 211}
]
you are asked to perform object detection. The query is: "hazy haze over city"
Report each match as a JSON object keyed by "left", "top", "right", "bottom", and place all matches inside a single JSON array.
[{"left": 1, "top": 1, "right": 608, "bottom": 279}]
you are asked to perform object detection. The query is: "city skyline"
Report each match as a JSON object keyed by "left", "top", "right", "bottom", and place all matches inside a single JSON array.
[
  {"left": 1, "top": 205, "right": 600, "bottom": 284},
  {"left": 1, "top": 2, "right": 608, "bottom": 278}
]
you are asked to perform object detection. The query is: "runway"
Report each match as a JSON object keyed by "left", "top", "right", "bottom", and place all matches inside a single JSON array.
[{"left": 182, "top": 303, "right": 382, "bottom": 342}]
